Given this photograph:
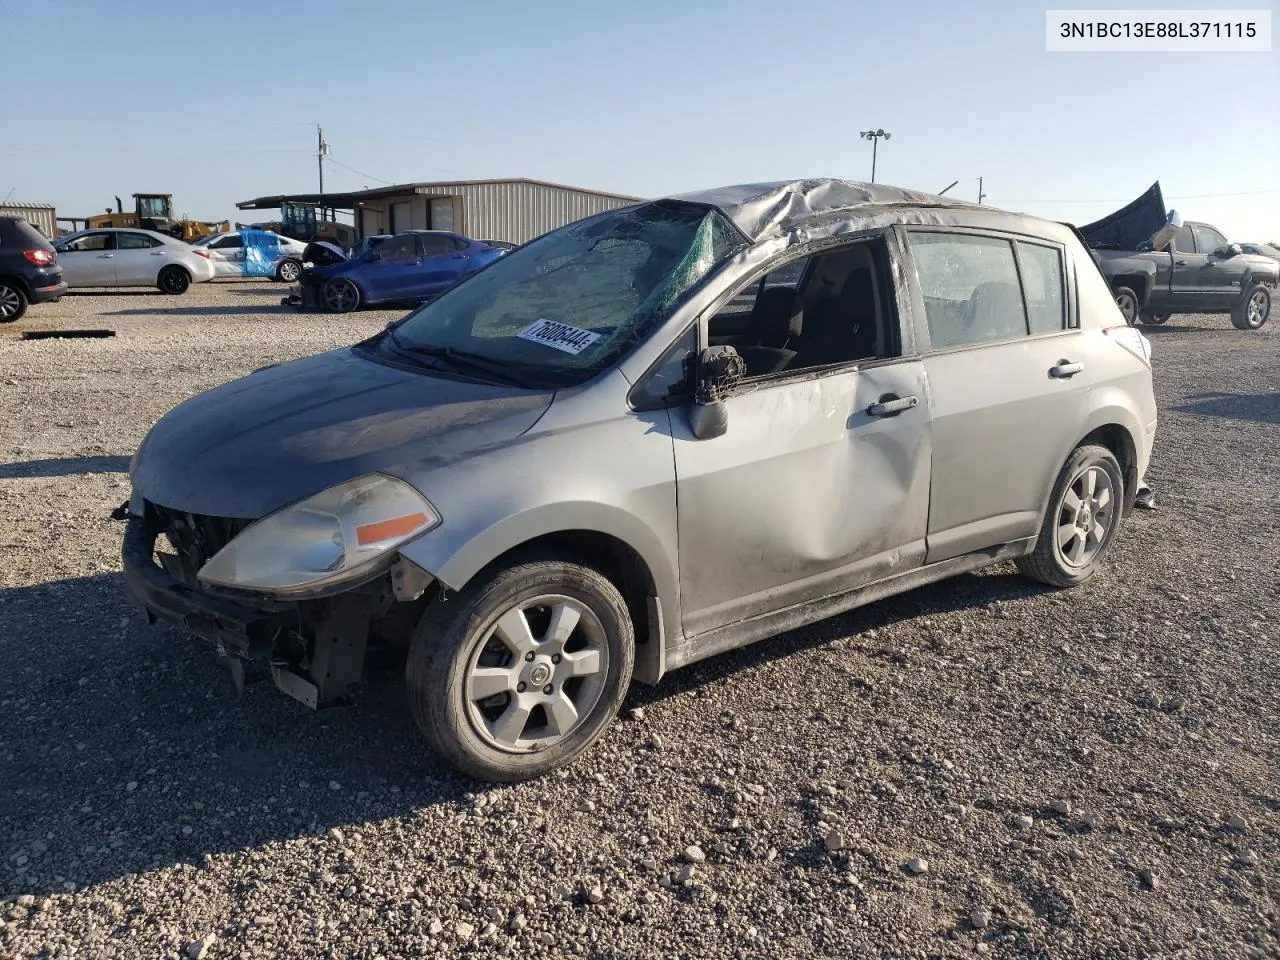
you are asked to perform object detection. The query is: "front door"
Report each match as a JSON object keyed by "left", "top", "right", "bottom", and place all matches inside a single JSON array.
[
  {"left": 361, "top": 233, "right": 421, "bottom": 303},
  {"left": 56, "top": 231, "right": 118, "bottom": 285},
  {"left": 205, "top": 234, "right": 243, "bottom": 276},
  {"left": 1191, "top": 223, "right": 1248, "bottom": 309},
  {"left": 904, "top": 228, "right": 1086, "bottom": 562},
  {"left": 416, "top": 234, "right": 466, "bottom": 297},
  {"left": 672, "top": 236, "right": 932, "bottom": 638}
]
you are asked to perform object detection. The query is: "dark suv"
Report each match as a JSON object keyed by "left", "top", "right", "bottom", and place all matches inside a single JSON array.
[{"left": 0, "top": 216, "right": 66, "bottom": 322}]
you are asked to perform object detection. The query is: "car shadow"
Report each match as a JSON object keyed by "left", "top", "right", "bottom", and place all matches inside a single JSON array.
[
  {"left": 102, "top": 305, "right": 294, "bottom": 317},
  {"left": 0, "top": 455, "right": 130, "bottom": 478},
  {"left": 1170, "top": 391, "right": 1280, "bottom": 426},
  {"left": 63, "top": 290, "right": 166, "bottom": 298},
  {"left": 0, "top": 564, "right": 1047, "bottom": 897}
]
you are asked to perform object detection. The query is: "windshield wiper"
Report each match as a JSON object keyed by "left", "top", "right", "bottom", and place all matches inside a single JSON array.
[{"left": 394, "top": 342, "right": 542, "bottom": 389}]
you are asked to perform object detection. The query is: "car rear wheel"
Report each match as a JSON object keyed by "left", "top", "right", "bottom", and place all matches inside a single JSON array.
[
  {"left": 158, "top": 265, "right": 191, "bottom": 295},
  {"left": 0, "top": 281, "right": 27, "bottom": 323},
  {"left": 1113, "top": 286, "right": 1140, "bottom": 324},
  {"left": 1017, "top": 443, "right": 1125, "bottom": 588},
  {"left": 322, "top": 278, "right": 360, "bottom": 313},
  {"left": 406, "top": 557, "right": 635, "bottom": 781},
  {"left": 275, "top": 259, "right": 302, "bottom": 283},
  {"left": 1140, "top": 312, "right": 1171, "bottom": 325},
  {"left": 1231, "top": 284, "right": 1270, "bottom": 330}
]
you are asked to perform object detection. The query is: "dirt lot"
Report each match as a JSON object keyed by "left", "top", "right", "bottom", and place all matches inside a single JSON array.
[{"left": 1, "top": 281, "right": 1276, "bottom": 959}]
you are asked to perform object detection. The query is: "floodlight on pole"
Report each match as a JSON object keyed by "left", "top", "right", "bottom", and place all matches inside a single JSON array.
[{"left": 859, "top": 129, "right": 891, "bottom": 183}]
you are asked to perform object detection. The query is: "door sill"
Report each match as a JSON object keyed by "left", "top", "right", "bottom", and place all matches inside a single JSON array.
[{"left": 664, "top": 538, "right": 1033, "bottom": 673}]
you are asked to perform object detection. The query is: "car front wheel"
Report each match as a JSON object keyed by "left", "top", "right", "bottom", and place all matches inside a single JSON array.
[
  {"left": 407, "top": 558, "right": 635, "bottom": 781},
  {"left": 1231, "top": 284, "right": 1270, "bottom": 330},
  {"left": 1017, "top": 443, "right": 1125, "bottom": 588},
  {"left": 322, "top": 278, "right": 360, "bottom": 313}
]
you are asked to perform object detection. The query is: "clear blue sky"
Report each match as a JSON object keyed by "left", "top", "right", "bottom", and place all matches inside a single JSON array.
[{"left": 2, "top": 0, "right": 1276, "bottom": 239}]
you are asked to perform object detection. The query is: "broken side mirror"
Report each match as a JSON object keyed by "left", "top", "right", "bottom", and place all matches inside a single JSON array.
[
  {"left": 688, "top": 346, "right": 745, "bottom": 440},
  {"left": 1226, "top": 243, "right": 1243, "bottom": 257}
]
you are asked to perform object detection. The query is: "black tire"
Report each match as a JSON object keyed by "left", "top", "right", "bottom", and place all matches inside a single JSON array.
[
  {"left": 406, "top": 557, "right": 635, "bottom": 781},
  {"left": 322, "top": 278, "right": 360, "bottom": 313},
  {"left": 275, "top": 258, "right": 302, "bottom": 283},
  {"left": 1140, "top": 312, "right": 1171, "bottom": 325},
  {"left": 157, "top": 265, "right": 191, "bottom": 295},
  {"left": 1113, "top": 286, "right": 1140, "bottom": 325},
  {"left": 1017, "top": 443, "right": 1125, "bottom": 589},
  {"left": 0, "top": 281, "right": 28, "bottom": 323},
  {"left": 1231, "top": 283, "right": 1270, "bottom": 330}
]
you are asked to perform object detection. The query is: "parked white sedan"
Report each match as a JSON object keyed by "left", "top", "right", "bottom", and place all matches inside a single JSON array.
[
  {"left": 194, "top": 231, "right": 308, "bottom": 282},
  {"left": 54, "top": 229, "right": 215, "bottom": 294}
]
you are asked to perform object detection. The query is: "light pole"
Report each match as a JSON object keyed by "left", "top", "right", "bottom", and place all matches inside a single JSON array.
[{"left": 860, "top": 129, "right": 891, "bottom": 182}]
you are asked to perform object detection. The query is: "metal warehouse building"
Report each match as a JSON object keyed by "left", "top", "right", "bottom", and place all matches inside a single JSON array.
[
  {"left": 0, "top": 202, "right": 57, "bottom": 239},
  {"left": 237, "top": 178, "right": 643, "bottom": 245}
]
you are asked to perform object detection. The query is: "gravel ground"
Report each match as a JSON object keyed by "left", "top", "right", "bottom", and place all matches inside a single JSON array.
[{"left": 1, "top": 282, "right": 1276, "bottom": 959}]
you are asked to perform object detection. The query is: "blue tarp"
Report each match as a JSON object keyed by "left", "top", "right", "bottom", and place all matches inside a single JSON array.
[{"left": 241, "top": 230, "right": 280, "bottom": 277}]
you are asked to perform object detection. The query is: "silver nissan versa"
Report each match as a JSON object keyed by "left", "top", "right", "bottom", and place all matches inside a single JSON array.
[{"left": 121, "top": 180, "right": 1157, "bottom": 781}]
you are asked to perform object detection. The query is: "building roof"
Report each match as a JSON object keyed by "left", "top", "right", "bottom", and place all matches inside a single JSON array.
[
  {"left": 0, "top": 201, "right": 57, "bottom": 210},
  {"left": 236, "top": 177, "right": 643, "bottom": 211},
  {"left": 670, "top": 179, "right": 988, "bottom": 241}
]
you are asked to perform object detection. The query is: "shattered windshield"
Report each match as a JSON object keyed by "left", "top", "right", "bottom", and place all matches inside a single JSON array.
[{"left": 387, "top": 201, "right": 743, "bottom": 386}]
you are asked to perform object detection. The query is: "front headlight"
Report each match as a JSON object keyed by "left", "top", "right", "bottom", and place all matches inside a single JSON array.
[{"left": 198, "top": 474, "right": 439, "bottom": 595}]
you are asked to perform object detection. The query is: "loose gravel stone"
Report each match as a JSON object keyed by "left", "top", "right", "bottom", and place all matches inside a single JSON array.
[{"left": 683, "top": 845, "right": 706, "bottom": 863}]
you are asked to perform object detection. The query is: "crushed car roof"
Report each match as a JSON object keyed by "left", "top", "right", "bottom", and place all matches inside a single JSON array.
[{"left": 669, "top": 178, "right": 988, "bottom": 241}]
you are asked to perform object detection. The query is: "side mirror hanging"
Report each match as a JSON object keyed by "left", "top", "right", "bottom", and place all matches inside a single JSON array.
[{"left": 688, "top": 346, "right": 745, "bottom": 440}]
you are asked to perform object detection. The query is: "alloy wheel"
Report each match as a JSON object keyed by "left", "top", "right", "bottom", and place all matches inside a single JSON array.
[
  {"left": 1115, "top": 291, "right": 1138, "bottom": 323},
  {"left": 0, "top": 286, "right": 19, "bottom": 318},
  {"left": 279, "top": 260, "right": 301, "bottom": 282},
  {"left": 1054, "top": 465, "right": 1116, "bottom": 568},
  {"left": 324, "top": 280, "right": 358, "bottom": 312},
  {"left": 1248, "top": 290, "right": 1267, "bottom": 326},
  {"left": 463, "top": 595, "right": 609, "bottom": 753}
]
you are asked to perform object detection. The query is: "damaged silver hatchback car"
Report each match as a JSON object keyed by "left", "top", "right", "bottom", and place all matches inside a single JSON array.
[{"left": 122, "top": 180, "right": 1157, "bottom": 780}]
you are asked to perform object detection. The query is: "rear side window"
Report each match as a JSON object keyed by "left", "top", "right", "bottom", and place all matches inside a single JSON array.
[
  {"left": 420, "top": 235, "right": 458, "bottom": 257},
  {"left": 1173, "top": 225, "right": 1195, "bottom": 253},
  {"left": 118, "top": 232, "right": 162, "bottom": 250},
  {"left": 1, "top": 218, "right": 53, "bottom": 248},
  {"left": 1015, "top": 242, "right": 1066, "bottom": 334},
  {"left": 909, "top": 233, "right": 1027, "bottom": 348}
]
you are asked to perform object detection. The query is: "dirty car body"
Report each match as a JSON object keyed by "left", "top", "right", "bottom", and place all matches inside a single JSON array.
[{"left": 123, "top": 179, "right": 1157, "bottom": 779}]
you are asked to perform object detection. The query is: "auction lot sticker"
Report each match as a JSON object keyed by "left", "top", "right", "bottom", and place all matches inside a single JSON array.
[
  {"left": 1046, "top": 9, "right": 1271, "bottom": 51},
  {"left": 518, "top": 319, "right": 603, "bottom": 355}
]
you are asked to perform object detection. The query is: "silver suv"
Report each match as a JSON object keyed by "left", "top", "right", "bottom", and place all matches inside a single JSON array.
[{"left": 121, "top": 180, "right": 1157, "bottom": 780}]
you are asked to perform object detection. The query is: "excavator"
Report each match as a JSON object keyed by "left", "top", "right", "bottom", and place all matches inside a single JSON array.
[{"left": 85, "top": 194, "right": 229, "bottom": 243}]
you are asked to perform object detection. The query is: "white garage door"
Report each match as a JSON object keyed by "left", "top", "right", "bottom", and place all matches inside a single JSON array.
[{"left": 361, "top": 208, "right": 383, "bottom": 236}]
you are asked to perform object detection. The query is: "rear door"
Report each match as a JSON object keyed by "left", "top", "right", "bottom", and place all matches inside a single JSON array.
[
  {"left": 113, "top": 231, "right": 167, "bottom": 284},
  {"left": 903, "top": 228, "right": 1085, "bottom": 562},
  {"left": 416, "top": 234, "right": 467, "bottom": 296},
  {"left": 56, "top": 231, "right": 118, "bottom": 285}
]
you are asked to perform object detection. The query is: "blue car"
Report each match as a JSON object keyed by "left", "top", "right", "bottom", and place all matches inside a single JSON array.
[{"left": 305, "top": 231, "right": 504, "bottom": 313}]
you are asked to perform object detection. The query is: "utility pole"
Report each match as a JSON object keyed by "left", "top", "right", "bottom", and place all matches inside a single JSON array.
[
  {"left": 859, "top": 129, "right": 891, "bottom": 182},
  {"left": 317, "top": 125, "right": 330, "bottom": 194},
  {"left": 977, "top": 176, "right": 987, "bottom": 204}
]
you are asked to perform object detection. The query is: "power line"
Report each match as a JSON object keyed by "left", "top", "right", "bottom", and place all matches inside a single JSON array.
[
  {"left": 326, "top": 156, "right": 394, "bottom": 185},
  {"left": 990, "top": 188, "right": 1280, "bottom": 204}
]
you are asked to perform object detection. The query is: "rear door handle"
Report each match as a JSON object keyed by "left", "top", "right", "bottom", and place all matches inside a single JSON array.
[
  {"left": 1050, "top": 361, "right": 1084, "bottom": 379},
  {"left": 97, "top": 254, "right": 114, "bottom": 259},
  {"left": 1175, "top": 259, "right": 1189, "bottom": 265},
  {"left": 867, "top": 394, "right": 919, "bottom": 417}
]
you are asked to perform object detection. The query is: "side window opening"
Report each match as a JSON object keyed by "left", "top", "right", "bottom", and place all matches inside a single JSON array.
[
  {"left": 1015, "top": 241, "right": 1066, "bottom": 335},
  {"left": 705, "top": 237, "right": 898, "bottom": 380}
]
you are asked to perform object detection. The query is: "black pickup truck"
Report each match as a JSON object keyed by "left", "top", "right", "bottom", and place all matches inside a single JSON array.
[{"left": 1081, "top": 182, "right": 1276, "bottom": 330}]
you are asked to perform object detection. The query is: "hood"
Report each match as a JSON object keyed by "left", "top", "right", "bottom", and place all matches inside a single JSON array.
[
  {"left": 1079, "top": 182, "right": 1179, "bottom": 251},
  {"left": 131, "top": 347, "right": 554, "bottom": 518}
]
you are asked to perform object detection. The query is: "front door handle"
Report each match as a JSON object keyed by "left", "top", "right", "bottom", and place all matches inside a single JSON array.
[
  {"left": 1050, "top": 360, "right": 1084, "bottom": 379},
  {"left": 867, "top": 394, "right": 919, "bottom": 417},
  {"left": 97, "top": 254, "right": 114, "bottom": 259},
  {"left": 1175, "top": 259, "right": 1189, "bottom": 265}
]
